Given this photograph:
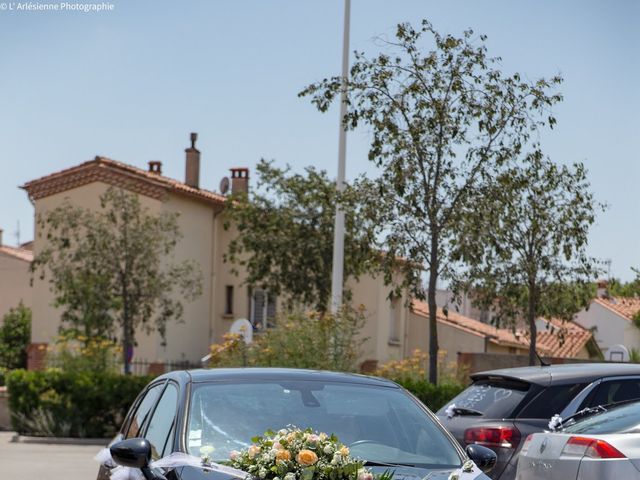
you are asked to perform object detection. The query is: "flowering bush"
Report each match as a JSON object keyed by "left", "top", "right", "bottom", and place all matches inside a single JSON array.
[
  {"left": 46, "top": 331, "right": 121, "bottom": 373},
  {"left": 227, "top": 427, "right": 372, "bottom": 480},
  {"left": 209, "top": 308, "right": 366, "bottom": 372},
  {"left": 375, "top": 349, "right": 469, "bottom": 386}
]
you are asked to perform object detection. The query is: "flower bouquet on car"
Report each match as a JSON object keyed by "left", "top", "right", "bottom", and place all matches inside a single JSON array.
[{"left": 227, "top": 427, "right": 379, "bottom": 480}]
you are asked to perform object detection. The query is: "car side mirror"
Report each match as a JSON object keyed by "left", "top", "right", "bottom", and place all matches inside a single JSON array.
[
  {"left": 465, "top": 444, "right": 497, "bottom": 473},
  {"left": 110, "top": 438, "right": 157, "bottom": 480}
]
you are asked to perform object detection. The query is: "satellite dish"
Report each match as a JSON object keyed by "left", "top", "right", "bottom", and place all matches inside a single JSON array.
[
  {"left": 219, "top": 176, "right": 230, "bottom": 195},
  {"left": 608, "top": 344, "right": 630, "bottom": 362},
  {"left": 230, "top": 318, "right": 253, "bottom": 344}
]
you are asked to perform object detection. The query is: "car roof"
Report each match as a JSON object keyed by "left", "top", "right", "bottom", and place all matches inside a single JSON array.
[
  {"left": 471, "top": 363, "right": 640, "bottom": 387},
  {"left": 156, "top": 367, "right": 399, "bottom": 388}
]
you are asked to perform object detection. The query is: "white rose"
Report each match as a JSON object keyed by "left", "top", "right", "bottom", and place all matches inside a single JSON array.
[
  {"left": 285, "top": 473, "right": 296, "bottom": 480},
  {"left": 259, "top": 468, "right": 268, "bottom": 478},
  {"left": 200, "top": 445, "right": 215, "bottom": 457}
]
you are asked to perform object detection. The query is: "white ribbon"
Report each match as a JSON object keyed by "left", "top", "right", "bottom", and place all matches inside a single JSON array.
[
  {"left": 548, "top": 414, "right": 563, "bottom": 431},
  {"left": 95, "top": 448, "right": 248, "bottom": 480},
  {"left": 444, "top": 403, "right": 456, "bottom": 419}
]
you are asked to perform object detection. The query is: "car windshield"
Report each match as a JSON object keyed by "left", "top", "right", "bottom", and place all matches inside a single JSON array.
[
  {"left": 187, "top": 380, "right": 462, "bottom": 469},
  {"left": 436, "top": 379, "right": 529, "bottom": 418},
  {"left": 564, "top": 401, "right": 640, "bottom": 434}
]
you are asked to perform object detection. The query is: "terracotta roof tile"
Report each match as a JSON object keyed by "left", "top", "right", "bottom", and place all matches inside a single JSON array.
[
  {"left": 411, "top": 300, "right": 595, "bottom": 358},
  {"left": 593, "top": 297, "right": 640, "bottom": 322},
  {"left": 536, "top": 318, "right": 594, "bottom": 358},
  {"left": 0, "top": 245, "right": 34, "bottom": 262},
  {"left": 21, "top": 157, "right": 227, "bottom": 207},
  {"left": 411, "top": 300, "right": 544, "bottom": 353}
]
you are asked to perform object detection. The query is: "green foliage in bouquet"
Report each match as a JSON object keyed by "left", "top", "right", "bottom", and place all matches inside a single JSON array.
[{"left": 227, "top": 427, "right": 380, "bottom": 480}]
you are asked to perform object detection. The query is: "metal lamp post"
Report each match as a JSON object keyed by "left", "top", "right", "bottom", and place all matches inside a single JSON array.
[{"left": 330, "top": 0, "right": 351, "bottom": 313}]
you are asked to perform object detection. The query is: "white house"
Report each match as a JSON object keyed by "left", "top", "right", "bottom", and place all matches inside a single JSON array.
[{"left": 575, "top": 290, "right": 640, "bottom": 359}]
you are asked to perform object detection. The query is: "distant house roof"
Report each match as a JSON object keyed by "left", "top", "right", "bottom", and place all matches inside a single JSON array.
[
  {"left": 411, "top": 300, "right": 544, "bottom": 353},
  {"left": 593, "top": 296, "right": 640, "bottom": 322},
  {"left": 536, "top": 318, "right": 599, "bottom": 358},
  {"left": 19, "top": 240, "right": 33, "bottom": 251},
  {"left": 411, "top": 300, "right": 598, "bottom": 358},
  {"left": 0, "top": 244, "right": 34, "bottom": 263},
  {"left": 21, "top": 156, "right": 226, "bottom": 208}
]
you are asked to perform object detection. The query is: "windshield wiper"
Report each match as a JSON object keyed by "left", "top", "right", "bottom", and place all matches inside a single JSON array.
[
  {"left": 450, "top": 407, "right": 483, "bottom": 417},
  {"left": 363, "top": 460, "right": 419, "bottom": 468},
  {"left": 558, "top": 405, "right": 607, "bottom": 429}
]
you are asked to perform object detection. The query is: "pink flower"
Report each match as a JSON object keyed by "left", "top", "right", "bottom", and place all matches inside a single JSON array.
[
  {"left": 306, "top": 434, "right": 320, "bottom": 443},
  {"left": 229, "top": 450, "right": 240, "bottom": 460},
  {"left": 248, "top": 445, "right": 261, "bottom": 458},
  {"left": 358, "top": 469, "right": 374, "bottom": 480}
]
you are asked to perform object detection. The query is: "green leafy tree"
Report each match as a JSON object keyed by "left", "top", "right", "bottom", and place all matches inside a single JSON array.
[
  {"left": 608, "top": 270, "right": 640, "bottom": 297},
  {"left": 0, "top": 302, "right": 31, "bottom": 369},
  {"left": 454, "top": 153, "right": 603, "bottom": 365},
  {"left": 224, "top": 159, "right": 379, "bottom": 314},
  {"left": 33, "top": 187, "right": 203, "bottom": 374},
  {"left": 301, "top": 20, "right": 562, "bottom": 382}
]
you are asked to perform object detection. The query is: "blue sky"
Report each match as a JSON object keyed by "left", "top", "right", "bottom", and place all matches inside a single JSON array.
[{"left": 0, "top": 0, "right": 638, "bottom": 279}]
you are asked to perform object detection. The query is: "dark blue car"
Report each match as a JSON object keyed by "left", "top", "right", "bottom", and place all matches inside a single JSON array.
[{"left": 98, "top": 368, "right": 495, "bottom": 480}]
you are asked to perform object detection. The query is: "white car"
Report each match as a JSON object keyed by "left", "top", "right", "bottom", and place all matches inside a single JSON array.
[{"left": 516, "top": 400, "right": 640, "bottom": 480}]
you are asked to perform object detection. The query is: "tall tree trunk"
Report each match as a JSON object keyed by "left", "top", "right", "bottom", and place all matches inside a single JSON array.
[
  {"left": 123, "top": 322, "right": 132, "bottom": 375},
  {"left": 528, "top": 282, "right": 537, "bottom": 366},
  {"left": 122, "top": 279, "right": 132, "bottom": 375},
  {"left": 428, "top": 235, "right": 439, "bottom": 384}
]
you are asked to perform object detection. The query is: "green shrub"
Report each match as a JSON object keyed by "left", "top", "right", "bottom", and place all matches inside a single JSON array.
[
  {"left": 46, "top": 332, "right": 121, "bottom": 373},
  {"left": 0, "top": 303, "right": 31, "bottom": 370},
  {"left": 0, "top": 367, "right": 7, "bottom": 387},
  {"left": 394, "top": 377, "right": 465, "bottom": 412},
  {"left": 209, "top": 308, "right": 367, "bottom": 372},
  {"left": 6, "top": 369, "right": 154, "bottom": 438}
]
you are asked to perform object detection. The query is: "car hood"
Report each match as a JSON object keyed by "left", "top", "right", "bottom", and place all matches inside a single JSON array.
[
  {"left": 368, "top": 463, "right": 490, "bottom": 480},
  {"left": 176, "top": 463, "right": 490, "bottom": 480}
]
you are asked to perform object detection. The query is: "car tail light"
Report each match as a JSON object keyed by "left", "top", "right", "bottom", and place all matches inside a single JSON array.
[
  {"left": 464, "top": 426, "right": 521, "bottom": 449},
  {"left": 562, "top": 436, "right": 626, "bottom": 459},
  {"left": 519, "top": 434, "right": 534, "bottom": 455}
]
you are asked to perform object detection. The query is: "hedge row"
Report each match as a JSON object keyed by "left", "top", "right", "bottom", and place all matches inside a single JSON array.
[
  {"left": 6, "top": 369, "right": 154, "bottom": 438},
  {"left": 395, "top": 378, "right": 465, "bottom": 412},
  {"left": 6, "top": 369, "right": 464, "bottom": 438}
]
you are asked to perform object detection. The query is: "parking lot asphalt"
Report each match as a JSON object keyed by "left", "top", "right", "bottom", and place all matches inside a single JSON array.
[{"left": 0, "top": 431, "right": 104, "bottom": 480}]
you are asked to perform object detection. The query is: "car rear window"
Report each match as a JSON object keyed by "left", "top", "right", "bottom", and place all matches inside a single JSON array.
[
  {"left": 564, "top": 401, "right": 640, "bottom": 434},
  {"left": 518, "top": 383, "right": 587, "bottom": 419},
  {"left": 437, "top": 379, "right": 530, "bottom": 418}
]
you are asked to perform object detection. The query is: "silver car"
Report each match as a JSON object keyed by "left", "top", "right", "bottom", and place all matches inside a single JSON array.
[{"left": 516, "top": 400, "right": 640, "bottom": 479}]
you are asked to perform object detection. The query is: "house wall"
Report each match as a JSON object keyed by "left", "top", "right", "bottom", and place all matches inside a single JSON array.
[
  {"left": 405, "top": 312, "right": 489, "bottom": 366},
  {"left": 0, "top": 253, "right": 31, "bottom": 318},
  {"left": 574, "top": 302, "right": 640, "bottom": 357},
  {"left": 210, "top": 214, "right": 253, "bottom": 343},
  {"left": 348, "top": 273, "right": 406, "bottom": 366},
  {"left": 153, "top": 193, "right": 216, "bottom": 363},
  {"left": 30, "top": 182, "right": 167, "bottom": 363}
]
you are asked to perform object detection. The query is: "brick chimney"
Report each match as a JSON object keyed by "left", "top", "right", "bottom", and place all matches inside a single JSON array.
[
  {"left": 148, "top": 161, "right": 162, "bottom": 175},
  {"left": 185, "top": 132, "right": 200, "bottom": 188},
  {"left": 230, "top": 168, "right": 249, "bottom": 194}
]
